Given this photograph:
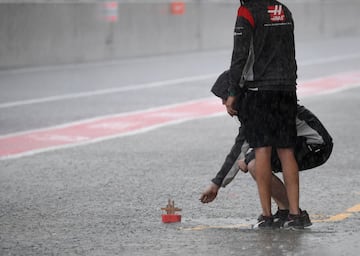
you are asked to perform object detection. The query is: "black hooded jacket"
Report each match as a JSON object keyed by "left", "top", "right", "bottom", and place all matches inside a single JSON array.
[
  {"left": 229, "top": 0, "right": 297, "bottom": 95},
  {"left": 210, "top": 68, "right": 333, "bottom": 187},
  {"left": 211, "top": 103, "right": 333, "bottom": 187}
]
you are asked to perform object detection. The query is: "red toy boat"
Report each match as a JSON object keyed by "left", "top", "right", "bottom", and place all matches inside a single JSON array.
[{"left": 161, "top": 199, "right": 182, "bottom": 223}]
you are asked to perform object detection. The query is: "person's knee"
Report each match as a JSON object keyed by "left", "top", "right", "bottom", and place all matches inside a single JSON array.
[
  {"left": 277, "top": 148, "right": 294, "bottom": 155},
  {"left": 255, "top": 147, "right": 272, "bottom": 162},
  {"left": 277, "top": 148, "right": 296, "bottom": 162}
]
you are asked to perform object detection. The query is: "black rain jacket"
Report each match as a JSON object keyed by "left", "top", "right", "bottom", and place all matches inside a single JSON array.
[{"left": 229, "top": 0, "right": 297, "bottom": 95}]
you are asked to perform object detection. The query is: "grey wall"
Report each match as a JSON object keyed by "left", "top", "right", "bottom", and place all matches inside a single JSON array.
[{"left": 0, "top": 0, "right": 359, "bottom": 69}]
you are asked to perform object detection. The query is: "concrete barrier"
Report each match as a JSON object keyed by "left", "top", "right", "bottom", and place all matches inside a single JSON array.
[{"left": 0, "top": 0, "right": 359, "bottom": 69}]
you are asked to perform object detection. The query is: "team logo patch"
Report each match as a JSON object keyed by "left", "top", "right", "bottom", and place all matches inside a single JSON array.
[{"left": 267, "top": 5, "right": 285, "bottom": 22}]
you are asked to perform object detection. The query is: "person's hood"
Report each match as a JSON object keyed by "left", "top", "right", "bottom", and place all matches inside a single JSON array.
[{"left": 210, "top": 70, "right": 230, "bottom": 100}]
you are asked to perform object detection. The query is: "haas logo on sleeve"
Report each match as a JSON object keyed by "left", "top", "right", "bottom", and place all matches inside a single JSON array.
[{"left": 267, "top": 5, "right": 285, "bottom": 22}]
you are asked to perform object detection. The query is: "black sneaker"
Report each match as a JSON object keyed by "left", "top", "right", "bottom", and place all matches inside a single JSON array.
[
  {"left": 253, "top": 215, "right": 274, "bottom": 229},
  {"left": 283, "top": 213, "right": 304, "bottom": 229},
  {"left": 273, "top": 209, "right": 289, "bottom": 228},
  {"left": 300, "top": 209, "right": 312, "bottom": 227}
]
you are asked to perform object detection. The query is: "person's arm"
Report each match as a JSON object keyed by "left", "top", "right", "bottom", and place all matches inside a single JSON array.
[
  {"left": 228, "top": 6, "right": 254, "bottom": 97},
  {"left": 211, "top": 126, "right": 246, "bottom": 187},
  {"left": 200, "top": 127, "right": 246, "bottom": 203}
]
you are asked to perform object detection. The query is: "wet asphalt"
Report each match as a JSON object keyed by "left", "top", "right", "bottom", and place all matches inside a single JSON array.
[{"left": 1, "top": 37, "right": 360, "bottom": 255}]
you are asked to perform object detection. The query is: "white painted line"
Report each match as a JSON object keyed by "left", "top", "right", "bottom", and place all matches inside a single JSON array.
[
  {"left": 1, "top": 70, "right": 360, "bottom": 161},
  {"left": 1, "top": 53, "right": 360, "bottom": 109},
  {"left": 0, "top": 74, "right": 217, "bottom": 109},
  {"left": 299, "top": 53, "right": 360, "bottom": 66}
]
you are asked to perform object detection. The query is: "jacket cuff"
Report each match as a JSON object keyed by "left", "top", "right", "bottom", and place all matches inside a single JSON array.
[{"left": 211, "top": 178, "right": 222, "bottom": 187}]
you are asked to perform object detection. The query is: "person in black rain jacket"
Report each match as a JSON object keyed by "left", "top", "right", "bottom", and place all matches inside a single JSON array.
[{"left": 225, "top": 0, "right": 302, "bottom": 229}]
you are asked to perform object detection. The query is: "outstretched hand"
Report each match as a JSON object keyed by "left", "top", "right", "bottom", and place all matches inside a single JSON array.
[{"left": 200, "top": 183, "right": 220, "bottom": 203}]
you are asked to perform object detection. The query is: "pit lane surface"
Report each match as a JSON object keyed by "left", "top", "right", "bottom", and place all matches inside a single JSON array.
[{"left": 1, "top": 37, "right": 360, "bottom": 255}]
